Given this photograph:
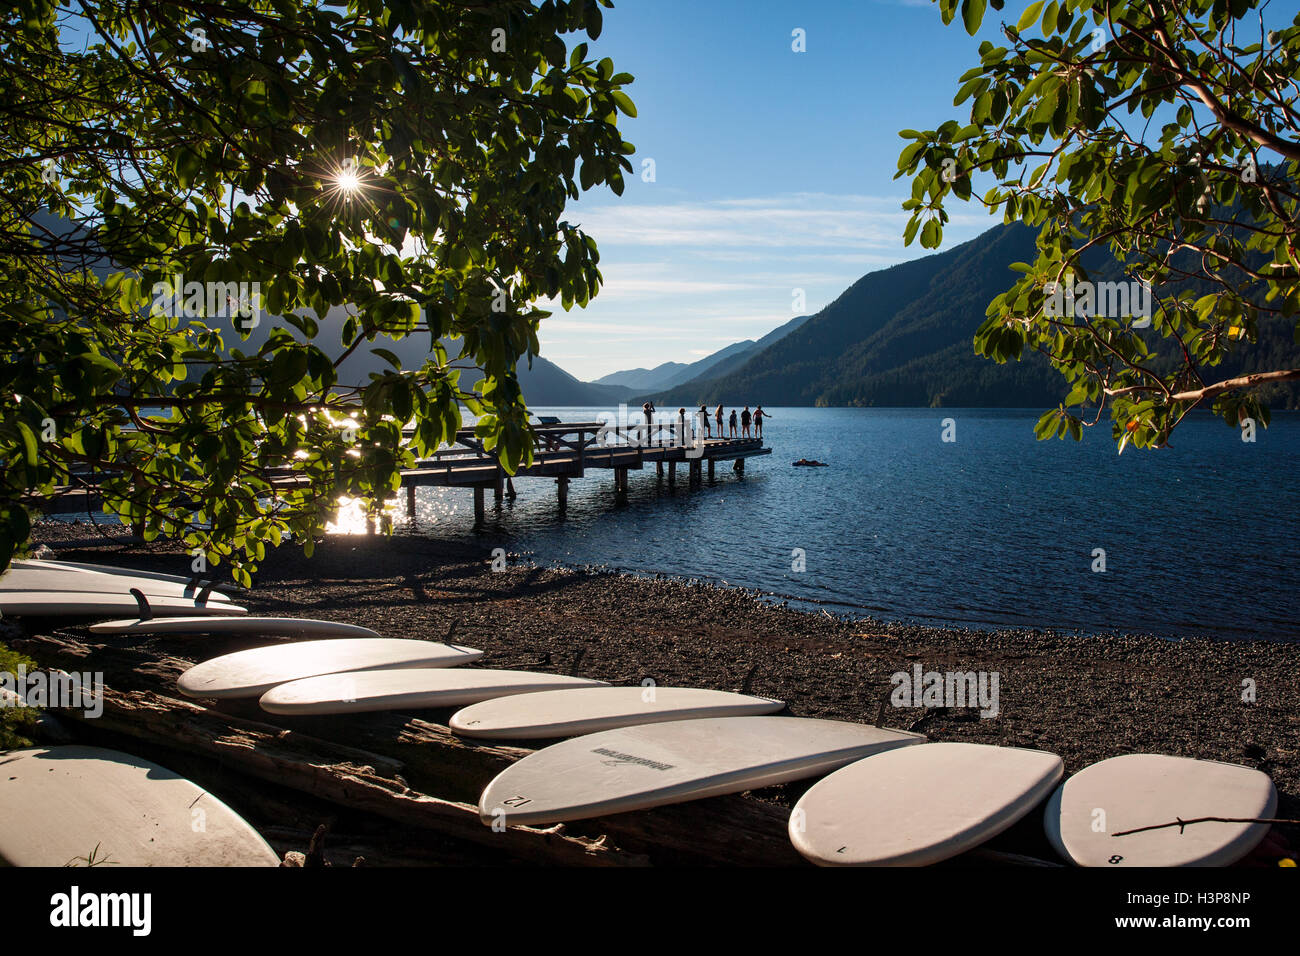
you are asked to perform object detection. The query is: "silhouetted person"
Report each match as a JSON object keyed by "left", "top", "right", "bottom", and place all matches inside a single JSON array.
[
  {"left": 741, "top": 405, "right": 752, "bottom": 438},
  {"left": 715, "top": 404, "right": 724, "bottom": 438},
  {"left": 728, "top": 409, "right": 737, "bottom": 437},
  {"left": 754, "top": 405, "right": 768, "bottom": 438},
  {"left": 700, "top": 405, "right": 711, "bottom": 438}
]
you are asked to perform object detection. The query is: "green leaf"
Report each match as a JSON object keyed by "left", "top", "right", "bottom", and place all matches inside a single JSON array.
[
  {"left": 962, "top": 0, "right": 987, "bottom": 35},
  {"left": 15, "top": 422, "right": 39, "bottom": 466},
  {"left": 611, "top": 91, "right": 636, "bottom": 117},
  {"left": 1017, "top": 0, "right": 1044, "bottom": 31}
]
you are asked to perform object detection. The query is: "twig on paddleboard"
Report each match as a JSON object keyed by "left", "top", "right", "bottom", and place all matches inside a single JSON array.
[{"left": 1112, "top": 816, "right": 1300, "bottom": 837}]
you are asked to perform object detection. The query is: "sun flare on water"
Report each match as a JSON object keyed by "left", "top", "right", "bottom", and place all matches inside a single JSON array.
[{"left": 326, "top": 495, "right": 402, "bottom": 535}]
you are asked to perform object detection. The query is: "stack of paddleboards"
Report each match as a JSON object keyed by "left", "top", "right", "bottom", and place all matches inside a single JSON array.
[
  {"left": 0, "top": 558, "right": 245, "bottom": 618},
  {"left": 465, "top": 713, "right": 1279, "bottom": 867}
]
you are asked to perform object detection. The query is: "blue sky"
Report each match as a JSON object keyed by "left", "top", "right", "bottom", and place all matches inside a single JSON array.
[{"left": 545, "top": 0, "right": 1016, "bottom": 379}]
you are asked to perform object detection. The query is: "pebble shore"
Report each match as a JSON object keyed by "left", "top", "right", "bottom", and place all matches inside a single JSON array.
[{"left": 19, "top": 520, "right": 1300, "bottom": 856}]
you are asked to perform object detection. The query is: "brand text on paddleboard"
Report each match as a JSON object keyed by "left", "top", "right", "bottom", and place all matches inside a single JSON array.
[{"left": 592, "top": 747, "right": 675, "bottom": 771}]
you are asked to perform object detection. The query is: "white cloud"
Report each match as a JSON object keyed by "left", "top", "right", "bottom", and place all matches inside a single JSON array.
[
  {"left": 570, "top": 193, "right": 989, "bottom": 251},
  {"left": 530, "top": 192, "right": 997, "bottom": 379}
]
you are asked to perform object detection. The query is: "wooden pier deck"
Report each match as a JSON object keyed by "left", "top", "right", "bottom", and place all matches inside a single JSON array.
[
  {"left": 401, "top": 420, "right": 770, "bottom": 520},
  {"left": 36, "top": 420, "right": 772, "bottom": 523}
]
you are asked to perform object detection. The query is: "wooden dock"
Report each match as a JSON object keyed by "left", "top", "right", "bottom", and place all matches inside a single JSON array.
[
  {"left": 402, "top": 420, "right": 770, "bottom": 520},
  {"left": 35, "top": 419, "right": 772, "bottom": 524}
]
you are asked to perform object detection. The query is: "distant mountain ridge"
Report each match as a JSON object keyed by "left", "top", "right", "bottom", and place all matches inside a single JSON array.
[{"left": 592, "top": 312, "right": 812, "bottom": 393}]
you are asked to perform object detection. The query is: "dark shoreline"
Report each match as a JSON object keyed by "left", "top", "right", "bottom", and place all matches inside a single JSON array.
[
  {"left": 40, "top": 510, "right": 1296, "bottom": 644},
  {"left": 13, "top": 519, "right": 1300, "bottom": 865}
]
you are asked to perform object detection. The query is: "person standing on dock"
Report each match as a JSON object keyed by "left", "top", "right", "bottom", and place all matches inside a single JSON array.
[
  {"left": 754, "top": 405, "right": 768, "bottom": 439},
  {"left": 700, "top": 405, "right": 711, "bottom": 438},
  {"left": 677, "top": 407, "right": 687, "bottom": 445},
  {"left": 728, "top": 408, "right": 737, "bottom": 437},
  {"left": 715, "top": 404, "right": 724, "bottom": 437},
  {"left": 641, "top": 401, "right": 655, "bottom": 444},
  {"left": 741, "top": 406, "right": 752, "bottom": 437}
]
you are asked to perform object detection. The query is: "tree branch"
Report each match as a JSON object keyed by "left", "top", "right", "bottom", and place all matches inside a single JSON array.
[{"left": 1113, "top": 815, "right": 1298, "bottom": 838}]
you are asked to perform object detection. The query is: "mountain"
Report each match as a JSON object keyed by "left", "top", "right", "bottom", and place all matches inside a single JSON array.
[
  {"left": 593, "top": 361, "right": 691, "bottom": 391},
  {"left": 648, "top": 221, "right": 1300, "bottom": 409},
  {"left": 594, "top": 313, "right": 813, "bottom": 392},
  {"left": 203, "top": 306, "right": 633, "bottom": 407},
  {"left": 516, "top": 356, "right": 634, "bottom": 405}
]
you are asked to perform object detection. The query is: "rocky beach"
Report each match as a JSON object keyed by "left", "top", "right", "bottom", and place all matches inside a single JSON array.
[{"left": 6, "top": 519, "right": 1297, "bottom": 866}]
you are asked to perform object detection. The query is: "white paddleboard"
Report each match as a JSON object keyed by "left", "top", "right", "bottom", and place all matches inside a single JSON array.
[
  {"left": 0, "top": 592, "right": 246, "bottom": 618},
  {"left": 0, "top": 745, "right": 279, "bottom": 866},
  {"left": 1044, "top": 753, "right": 1278, "bottom": 867},
  {"left": 5, "top": 559, "right": 239, "bottom": 603},
  {"left": 89, "top": 616, "right": 381, "bottom": 639},
  {"left": 478, "top": 716, "right": 926, "bottom": 826},
  {"left": 13, "top": 558, "right": 195, "bottom": 585},
  {"left": 177, "top": 638, "right": 483, "bottom": 699},
  {"left": 451, "top": 686, "right": 785, "bottom": 739},
  {"left": 790, "top": 742, "right": 1063, "bottom": 866},
  {"left": 259, "top": 668, "right": 609, "bottom": 715}
]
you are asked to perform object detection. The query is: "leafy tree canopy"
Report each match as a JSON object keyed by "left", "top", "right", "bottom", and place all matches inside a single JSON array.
[
  {"left": 0, "top": 0, "right": 634, "bottom": 580},
  {"left": 899, "top": 0, "right": 1300, "bottom": 451}
]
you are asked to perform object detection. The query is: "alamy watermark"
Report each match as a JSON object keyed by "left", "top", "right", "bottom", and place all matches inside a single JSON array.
[
  {"left": 1045, "top": 276, "right": 1153, "bottom": 328},
  {"left": 889, "top": 663, "right": 1000, "bottom": 718},
  {"left": 1, "top": 666, "right": 103, "bottom": 718},
  {"left": 150, "top": 272, "right": 261, "bottom": 327},
  {"left": 595, "top": 405, "right": 705, "bottom": 459},
  {"left": 50, "top": 886, "right": 151, "bottom": 936}
]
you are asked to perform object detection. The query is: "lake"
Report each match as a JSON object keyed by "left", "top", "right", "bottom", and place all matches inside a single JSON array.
[{"left": 351, "top": 406, "right": 1300, "bottom": 642}]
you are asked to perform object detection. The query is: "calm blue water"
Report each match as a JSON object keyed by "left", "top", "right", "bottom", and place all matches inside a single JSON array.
[
  {"left": 391, "top": 407, "right": 1299, "bottom": 641},
  {"left": 62, "top": 406, "right": 1296, "bottom": 639}
]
